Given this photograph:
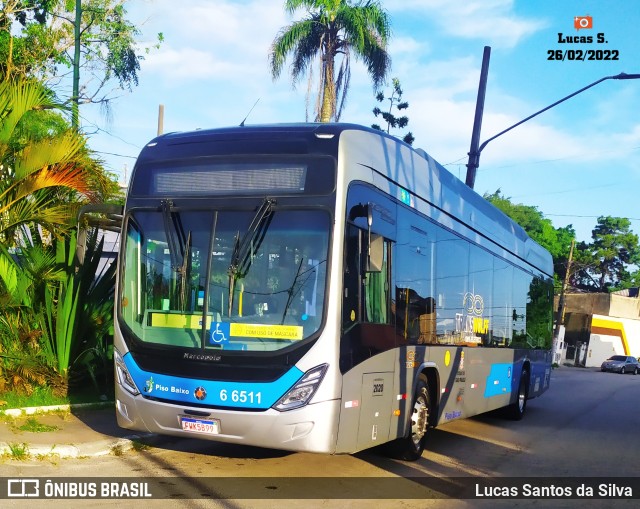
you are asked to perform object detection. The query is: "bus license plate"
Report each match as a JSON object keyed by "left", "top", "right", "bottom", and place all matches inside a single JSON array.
[{"left": 180, "top": 416, "right": 220, "bottom": 435}]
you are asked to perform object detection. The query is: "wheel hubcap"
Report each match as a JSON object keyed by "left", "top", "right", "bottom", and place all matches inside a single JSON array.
[
  {"left": 518, "top": 386, "right": 526, "bottom": 412},
  {"left": 411, "top": 394, "right": 428, "bottom": 446}
]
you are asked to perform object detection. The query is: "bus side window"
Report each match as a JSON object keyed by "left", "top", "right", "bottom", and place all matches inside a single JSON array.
[
  {"left": 394, "top": 288, "right": 436, "bottom": 344},
  {"left": 363, "top": 237, "right": 389, "bottom": 324}
]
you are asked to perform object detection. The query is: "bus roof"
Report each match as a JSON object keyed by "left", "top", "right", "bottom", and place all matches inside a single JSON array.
[{"left": 134, "top": 123, "right": 553, "bottom": 277}]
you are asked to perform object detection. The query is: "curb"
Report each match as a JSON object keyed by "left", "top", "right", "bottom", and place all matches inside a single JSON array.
[
  {"left": 0, "top": 401, "right": 165, "bottom": 459},
  {"left": 0, "top": 433, "right": 159, "bottom": 459},
  {"left": 1, "top": 400, "right": 114, "bottom": 418}
]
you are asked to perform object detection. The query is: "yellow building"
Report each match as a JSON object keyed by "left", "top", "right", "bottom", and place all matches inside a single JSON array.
[{"left": 559, "top": 290, "right": 640, "bottom": 368}]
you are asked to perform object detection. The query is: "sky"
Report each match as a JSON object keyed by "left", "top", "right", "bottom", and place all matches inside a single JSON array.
[{"left": 78, "top": 0, "right": 640, "bottom": 243}]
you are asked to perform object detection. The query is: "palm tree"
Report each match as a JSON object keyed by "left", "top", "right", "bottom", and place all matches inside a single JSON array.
[
  {"left": 270, "top": 0, "right": 391, "bottom": 122},
  {"left": 0, "top": 78, "right": 96, "bottom": 246},
  {"left": 0, "top": 76, "right": 98, "bottom": 321},
  {"left": 0, "top": 78, "right": 111, "bottom": 397}
]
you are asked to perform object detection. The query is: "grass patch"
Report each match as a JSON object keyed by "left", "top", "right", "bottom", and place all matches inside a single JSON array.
[
  {"left": 111, "top": 443, "right": 124, "bottom": 456},
  {"left": 18, "top": 417, "right": 59, "bottom": 433},
  {"left": 131, "top": 440, "right": 150, "bottom": 452},
  {"left": 0, "top": 385, "right": 110, "bottom": 410},
  {"left": 6, "top": 442, "right": 29, "bottom": 460},
  {"left": 1, "top": 386, "right": 68, "bottom": 409}
]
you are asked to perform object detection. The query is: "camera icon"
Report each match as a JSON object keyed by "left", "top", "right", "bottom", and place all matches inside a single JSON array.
[
  {"left": 574, "top": 15, "right": 593, "bottom": 30},
  {"left": 7, "top": 479, "right": 40, "bottom": 497}
]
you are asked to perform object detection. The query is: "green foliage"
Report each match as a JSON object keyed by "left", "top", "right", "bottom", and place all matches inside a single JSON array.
[
  {"left": 271, "top": 0, "right": 391, "bottom": 122},
  {"left": 372, "top": 77, "right": 414, "bottom": 145},
  {"left": 40, "top": 229, "right": 115, "bottom": 391},
  {"left": 0, "top": 78, "right": 98, "bottom": 246},
  {"left": 0, "top": 238, "right": 64, "bottom": 310},
  {"left": 99, "top": 2, "right": 141, "bottom": 90},
  {"left": 0, "top": 383, "right": 105, "bottom": 408},
  {"left": 0, "top": 385, "right": 67, "bottom": 409},
  {"left": 18, "top": 417, "right": 59, "bottom": 432},
  {"left": 1, "top": 228, "right": 115, "bottom": 397},
  {"left": 0, "top": 77, "right": 117, "bottom": 398},
  {"left": 6, "top": 442, "right": 29, "bottom": 460},
  {"left": 525, "top": 277, "right": 554, "bottom": 349},
  {"left": 0, "top": 5, "right": 65, "bottom": 79},
  {"left": 10, "top": 108, "right": 70, "bottom": 152},
  {"left": 1, "top": 0, "right": 161, "bottom": 119},
  {"left": 573, "top": 216, "right": 640, "bottom": 292},
  {"left": 484, "top": 191, "right": 640, "bottom": 294}
]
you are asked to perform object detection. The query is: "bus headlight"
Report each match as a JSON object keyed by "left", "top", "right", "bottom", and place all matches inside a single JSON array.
[
  {"left": 114, "top": 349, "right": 140, "bottom": 396},
  {"left": 273, "top": 364, "right": 328, "bottom": 411}
]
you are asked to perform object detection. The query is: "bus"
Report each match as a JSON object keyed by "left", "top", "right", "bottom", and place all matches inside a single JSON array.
[{"left": 114, "top": 123, "right": 553, "bottom": 460}]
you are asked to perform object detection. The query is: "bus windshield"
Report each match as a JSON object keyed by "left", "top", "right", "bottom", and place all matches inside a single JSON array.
[{"left": 119, "top": 207, "right": 330, "bottom": 353}]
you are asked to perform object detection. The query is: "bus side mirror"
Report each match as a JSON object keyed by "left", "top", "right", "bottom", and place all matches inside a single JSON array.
[{"left": 366, "top": 233, "right": 383, "bottom": 273}]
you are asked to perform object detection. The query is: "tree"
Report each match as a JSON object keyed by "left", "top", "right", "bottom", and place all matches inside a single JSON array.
[
  {"left": 0, "top": 0, "right": 162, "bottom": 129},
  {"left": 65, "top": 0, "right": 152, "bottom": 128},
  {"left": 0, "top": 225, "right": 115, "bottom": 396},
  {"left": 0, "top": 77, "right": 115, "bottom": 397},
  {"left": 573, "top": 216, "right": 640, "bottom": 292},
  {"left": 270, "top": 0, "right": 391, "bottom": 122},
  {"left": 0, "top": 0, "right": 61, "bottom": 79},
  {"left": 0, "top": 78, "right": 96, "bottom": 246},
  {"left": 371, "top": 77, "right": 414, "bottom": 145}
]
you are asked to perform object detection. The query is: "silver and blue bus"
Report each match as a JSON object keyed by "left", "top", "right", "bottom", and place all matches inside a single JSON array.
[{"left": 114, "top": 123, "right": 553, "bottom": 460}]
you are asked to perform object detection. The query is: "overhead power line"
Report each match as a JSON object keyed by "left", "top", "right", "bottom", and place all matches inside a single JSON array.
[{"left": 546, "top": 213, "right": 640, "bottom": 221}]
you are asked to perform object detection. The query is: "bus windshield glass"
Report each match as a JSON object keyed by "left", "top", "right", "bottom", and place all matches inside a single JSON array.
[{"left": 119, "top": 207, "right": 330, "bottom": 353}]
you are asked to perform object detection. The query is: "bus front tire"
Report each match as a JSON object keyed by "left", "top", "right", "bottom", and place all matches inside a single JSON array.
[
  {"left": 385, "top": 374, "right": 431, "bottom": 461},
  {"left": 505, "top": 369, "right": 529, "bottom": 421}
]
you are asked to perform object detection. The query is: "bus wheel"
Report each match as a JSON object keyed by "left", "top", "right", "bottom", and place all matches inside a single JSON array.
[
  {"left": 385, "top": 374, "right": 431, "bottom": 461},
  {"left": 505, "top": 369, "right": 529, "bottom": 421}
]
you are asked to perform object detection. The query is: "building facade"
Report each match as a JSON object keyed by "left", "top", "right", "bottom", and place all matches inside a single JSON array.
[{"left": 558, "top": 290, "right": 640, "bottom": 368}]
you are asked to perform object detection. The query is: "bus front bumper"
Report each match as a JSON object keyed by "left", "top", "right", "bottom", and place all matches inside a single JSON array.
[{"left": 115, "top": 388, "right": 340, "bottom": 454}]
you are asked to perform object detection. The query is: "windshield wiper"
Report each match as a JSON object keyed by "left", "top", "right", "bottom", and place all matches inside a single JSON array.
[
  {"left": 227, "top": 198, "right": 276, "bottom": 316},
  {"left": 161, "top": 199, "right": 192, "bottom": 310},
  {"left": 161, "top": 199, "right": 182, "bottom": 272}
]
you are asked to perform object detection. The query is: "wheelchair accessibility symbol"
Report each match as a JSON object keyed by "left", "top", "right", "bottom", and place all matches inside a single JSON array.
[{"left": 209, "top": 322, "right": 230, "bottom": 345}]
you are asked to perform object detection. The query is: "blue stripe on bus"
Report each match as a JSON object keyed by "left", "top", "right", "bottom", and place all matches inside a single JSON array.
[
  {"left": 123, "top": 353, "right": 304, "bottom": 409},
  {"left": 484, "top": 363, "right": 513, "bottom": 398}
]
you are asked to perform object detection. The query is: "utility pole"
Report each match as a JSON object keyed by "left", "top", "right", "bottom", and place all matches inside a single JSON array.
[
  {"left": 552, "top": 239, "right": 575, "bottom": 364},
  {"left": 71, "top": 0, "right": 82, "bottom": 130},
  {"left": 465, "top": 72, "right": 640, "bottom": 189},
  {"left": 465, "top": 46, "right": 491, "bottom": 189}
]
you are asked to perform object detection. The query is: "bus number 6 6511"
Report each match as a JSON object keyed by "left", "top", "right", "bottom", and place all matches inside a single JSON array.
[{"left": 220, "top": 389, "right": 262, "bottom": 404}]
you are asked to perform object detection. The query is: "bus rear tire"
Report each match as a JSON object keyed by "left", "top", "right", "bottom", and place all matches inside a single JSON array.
[
  {"left": 505, "top": 369, "right": 529, "bottom": 421},
  {"left": 384, "top": 374, "right": 431, "bottom": 461}
]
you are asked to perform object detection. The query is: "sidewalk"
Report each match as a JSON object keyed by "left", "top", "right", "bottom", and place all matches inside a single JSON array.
[{"left": 0, "top": 403, "right": 166, "bottom": 459}]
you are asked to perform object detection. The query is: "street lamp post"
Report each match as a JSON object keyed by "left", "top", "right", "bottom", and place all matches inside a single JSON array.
[
  {"left": 463, "top": 67, "right": 640, "bottom": 365},
  {"left": 465, "top": 71, "right": 640, "bottom": 190}
]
